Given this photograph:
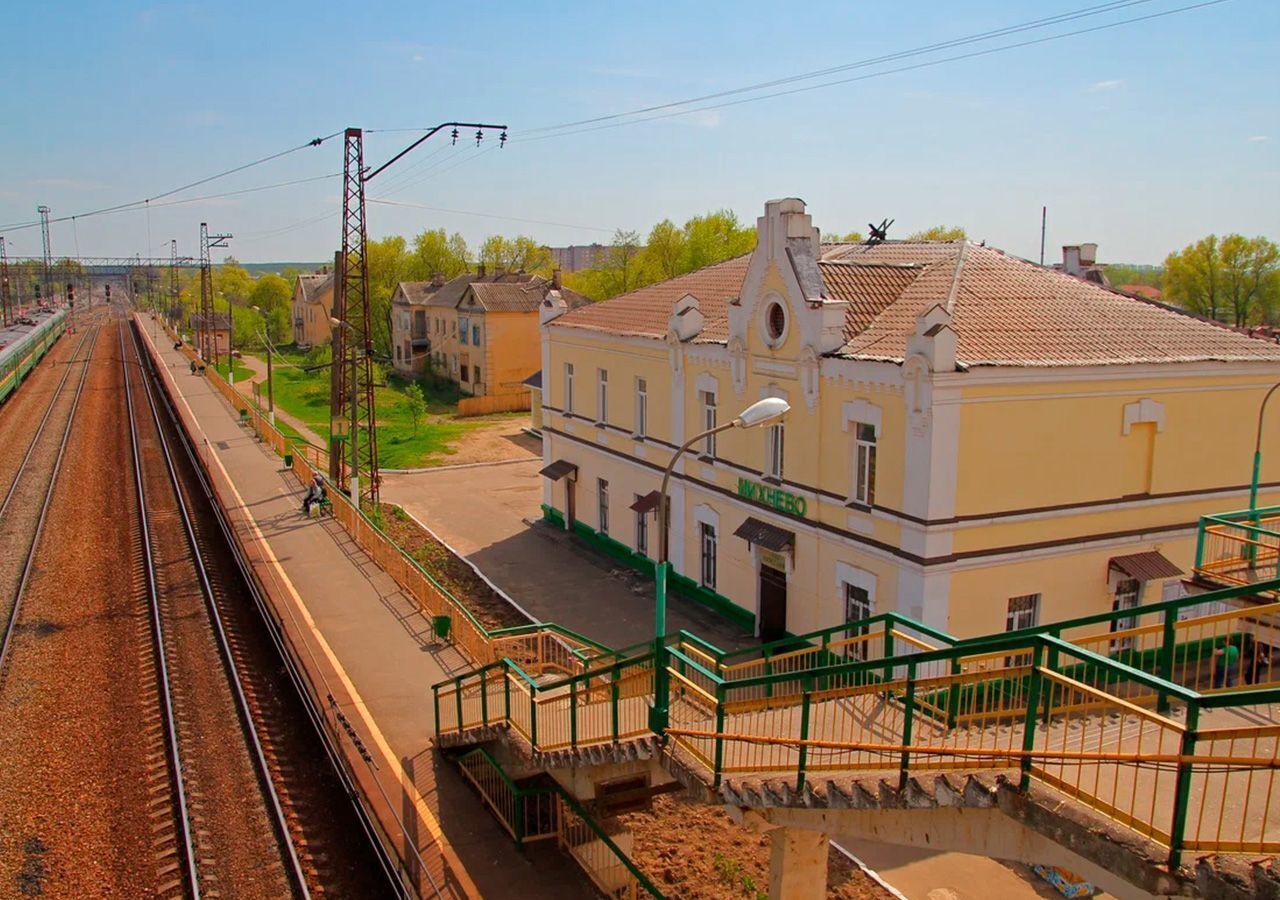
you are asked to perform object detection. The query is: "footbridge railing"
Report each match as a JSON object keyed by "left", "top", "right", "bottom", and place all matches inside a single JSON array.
[{"left": 1195, "top": 506, "right": 1280, "bottom": 587}]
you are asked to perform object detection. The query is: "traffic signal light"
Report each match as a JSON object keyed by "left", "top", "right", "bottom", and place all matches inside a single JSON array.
[
  {"left": 105, "top": 284, "right": 111, "bottom": 300},
  {"left": 34, "top": 284, "right": 41, "bottom": 300},
  {"left": 67, "top": 284, "right": 75, "bottom": 307}
]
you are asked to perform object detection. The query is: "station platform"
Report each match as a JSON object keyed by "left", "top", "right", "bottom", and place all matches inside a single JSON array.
[{"left": 134, "top": 319, "right": 596, "bottom": 900}]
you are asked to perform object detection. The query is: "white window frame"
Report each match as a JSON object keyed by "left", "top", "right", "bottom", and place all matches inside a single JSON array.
[
  {"left": 635, "top": 494, "right": 648, "bottom": 557},
  {"left": 597, "top": 478, "right": 609, "bottom": 535},
  {"left": 564, "top": 362, "right": 574, "bottom": 414},
  {"left": 1005, "top": 593, "right": 1040, "bottom": 666},
  {"left": 854, "top": 422, "right": 877, "bottom": 507},
  {"left": 844, "top": 583, "right": 874, "bottom": 661},
  {"left": 766, "top": 424, "right": 784, "bottom": 480},
  {"left": 635, "top": 377, "right": 648, "bottom": 438},
  {"left": 699, "top": 521, "right": 717, "bottom": 590},
  {"left": 702, "top": 391, "right": 718, "bottom": 459},
  {"left": 597, "top": 368, "right": 609, "bottom": 425}
]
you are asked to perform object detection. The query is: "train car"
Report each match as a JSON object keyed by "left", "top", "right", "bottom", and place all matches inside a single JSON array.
[{"left": 0, "top": 308, "right": 70, "bottom": 405}]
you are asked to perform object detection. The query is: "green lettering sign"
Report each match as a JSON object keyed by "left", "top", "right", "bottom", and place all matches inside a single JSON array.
[{"left": 737, "top": 477, "right": 807, "bottom": 518}]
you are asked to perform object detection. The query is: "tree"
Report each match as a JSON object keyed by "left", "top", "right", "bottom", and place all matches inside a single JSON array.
[
  {"left": 403, "top": 383, "right": 427, "bottom": 435},
  {"left": 214, "top": 258, "right": 253, "bottom": 306},
  {"left": 479, "top": 235, "right": 552, "bottom": 274},
  {"left": 644, "top": 219, "right": 686, "bottom": 280},
  {"left": 411, "top": 228, "right": 470, "bottom": 279},
  {"left": 366, "top": 235, "right": 411, "bottom": 356},
  {"left": 683, "top": 210, "right": 756, "bottom": 272},
  {"left": 249, "top": 273, "right": 292, "bottom": 344},
  {"left": 907, "top": 225, "right": 967, "bottom": 241},
  {"left": 828, "top": 230, "right": 865, "bottom": 242},
  {"left": 1164, "top": 235, "right": 1280, "bottom": 326}
]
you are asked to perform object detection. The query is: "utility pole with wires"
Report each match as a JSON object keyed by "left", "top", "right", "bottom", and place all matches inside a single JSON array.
[
  {"left": 198, "top": 223, "right": 232, "bottom": 366},
  {"left": 331, "top": 121, "right": 506, "bottom": 507},
  {"left": 0, "top": 237, "right": 11, "bottom": 327},
  {"left": 37, "top": 206, "right": 52, "bottom": 307},
  {"left": 169, "top": 239, "right": 180, "bottom": 330}
]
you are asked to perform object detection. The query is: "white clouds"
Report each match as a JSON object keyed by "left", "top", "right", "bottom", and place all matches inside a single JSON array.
[
  {"left": 1248, "top": 135, "right": 1270, "bottom": 143},
  {"left": 412, "top": 54, "right": 424, "bottom": 63},
  {"left": 1088, "top": 79, "right": 1124, "bottom": 92}
]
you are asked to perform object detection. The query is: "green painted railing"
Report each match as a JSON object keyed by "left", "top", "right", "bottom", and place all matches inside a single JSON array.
[{"left": 1195, "top": 505, "right": 1280, "bottom": 586}]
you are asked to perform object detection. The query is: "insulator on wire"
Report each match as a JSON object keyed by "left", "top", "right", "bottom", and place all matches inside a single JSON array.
[
  {"left": 451, "top": 128, "right": 459, "bottom": 145},
  {"left": 475, "top": 129, "right": 484, "bottom": 147},
  {"left": 499, "top": 130, "right": 508, "bottom": 148}
]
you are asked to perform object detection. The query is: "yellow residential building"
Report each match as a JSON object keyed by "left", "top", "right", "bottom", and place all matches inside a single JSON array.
[
  {"left": 538, "top": 198, "right": 1280, "bottom": 641},
  {"left": 290, "top": 270, "right": 335, "bottom": 349}
]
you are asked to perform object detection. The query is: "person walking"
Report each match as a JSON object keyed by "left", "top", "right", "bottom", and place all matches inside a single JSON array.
[{"left": 1214, "top": 637, "right": 1241, "bottom": 689}]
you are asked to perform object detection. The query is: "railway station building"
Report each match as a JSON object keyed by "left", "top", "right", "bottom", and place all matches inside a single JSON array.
[{"left": 537, "top": 197, "right": 1280, "bottom": 641}]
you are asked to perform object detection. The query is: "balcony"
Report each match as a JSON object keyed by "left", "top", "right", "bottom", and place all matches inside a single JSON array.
[{"left": 1194, "top": 506, "right": 1280, "bottom": 587}]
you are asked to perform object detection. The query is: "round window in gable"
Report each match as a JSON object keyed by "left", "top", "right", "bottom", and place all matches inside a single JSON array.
[{"left": 765, "top": 301, "right": 787, "bottom": 342}]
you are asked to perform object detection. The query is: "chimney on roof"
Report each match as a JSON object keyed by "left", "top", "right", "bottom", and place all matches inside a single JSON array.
[
  {"left": 430, "top": 271, "right": 444, "bottom": 287},
  {"left": 1079, "top": 242, "right": 1098, "bottom": 266},
  {"left": 1062, "top": 245, "right": 1082, "bottom": 277},
  {"left": 758, "top": 197, "right": 823, "bottom": 301},
  {"left": 477, "top": 262, "right": 486, "bottom": 278},
  {"left": 552, "top": 268, "right": 562, "bottom": 290}
]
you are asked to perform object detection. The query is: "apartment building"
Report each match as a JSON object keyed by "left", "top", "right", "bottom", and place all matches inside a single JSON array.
[
  {"left": 537, "top": 198, "right": 1280, "bottom": 641},
  {"left": 290, "top": 270, "right": 335, "bottom": 348},
  {"left": 390, "top": 276, "right": 446, "bottom": 375}
]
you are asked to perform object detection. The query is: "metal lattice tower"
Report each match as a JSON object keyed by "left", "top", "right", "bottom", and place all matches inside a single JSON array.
[
  {"left": 335, "top": 128, "right": 379, "bottom": 507},
  {"left": 0, "top": 237, "right": 11, "bottom": 326},
  {"left": 169, "top": 240, "right": 180, "bottom": 326},
  {"left": 37, "top": 206, "right": 52, "bottom": 304},
  {"left": 198, "top": 223, "right": 231, "bottom": 365}
]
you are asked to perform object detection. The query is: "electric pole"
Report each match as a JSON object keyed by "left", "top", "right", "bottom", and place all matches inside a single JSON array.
[
  {"left": 37, "top": 206, "right": 52, "bottom": 308},
  {"left": 332, "top": 121, "right": 505, "bottom": 508},
  {"left": 0, "top": 237, "right": 10, "bottom": 327},
  {"left": 169, "top": 239, "right": 179, "bottom": 330},
  {"left": 198, "top": 223, "right": 232, "bottom": 366}
]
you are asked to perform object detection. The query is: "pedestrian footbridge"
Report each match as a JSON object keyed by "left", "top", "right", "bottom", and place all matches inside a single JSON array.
[{"left": 435, "top": 519, "right": 1280, "bottom": 898}]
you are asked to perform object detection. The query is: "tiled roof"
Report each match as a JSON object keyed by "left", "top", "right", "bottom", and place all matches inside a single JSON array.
[
  {"left": 553, "top": 238, "right": 1280, "bottom": 367},
  {"left": 836, "top": 242, "right": 1280, "bottom": 366},
  {"left": 553, "top": 255, "right": 752, "bottom": 341},
  {"left": 1118, "top": 283, "right": 1163, "bottom": 301},
  {"left": 296, "top": 273, "right": 333, "bottom": 303},
  {"left": 468, "top": 279, "right": 549, "bottom": 312},
  {"left": 394, "top": 281, "right": 446, "bottom": 305}
]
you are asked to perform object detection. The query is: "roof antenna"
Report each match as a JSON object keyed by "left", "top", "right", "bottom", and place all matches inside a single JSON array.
[{"left": 865, "top": 218, "right": 894, "bottom": 246}]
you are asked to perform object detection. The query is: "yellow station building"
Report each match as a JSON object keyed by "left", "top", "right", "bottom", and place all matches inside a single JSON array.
[{"left": 537, "top": 198, "right": 1280, "bottom": 641}]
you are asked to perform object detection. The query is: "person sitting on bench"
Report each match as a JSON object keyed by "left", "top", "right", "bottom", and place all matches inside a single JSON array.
[{"left": 302, "top": 474, "right": 327, "bottom": 516}]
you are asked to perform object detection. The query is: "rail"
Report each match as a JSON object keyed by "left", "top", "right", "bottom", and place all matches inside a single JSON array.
[
  {"left": 455, "top": 748, "right": 664, "bottom": 899},
  {"left": 0, "top": 326, "right": 99, "bottom": 675},
  {"left": 126, "top": 322, "right": 312, "bottom": 897},
  {"left": 120, "top": 324, "right": 202, "bottom": 898},
  {"left": 1195, "top": 506, "right": 1280, "bottom": 587}
]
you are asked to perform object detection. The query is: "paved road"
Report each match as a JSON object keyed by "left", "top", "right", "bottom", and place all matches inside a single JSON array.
[{"left": 384, "top": 459, "right": 757, "bottom": 653}]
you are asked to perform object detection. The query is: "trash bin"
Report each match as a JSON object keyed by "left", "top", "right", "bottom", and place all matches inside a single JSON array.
[
  {"left": 432, "top": 615, "right": 452, "bottom": 640},
  {"left": 283, "top": 453, "right": 293, "bottom": 468},
  {"left": 239, "top": 408, "right": 248, "bottom": 423}
]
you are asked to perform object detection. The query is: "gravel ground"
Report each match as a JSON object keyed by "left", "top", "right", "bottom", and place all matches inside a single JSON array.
[
  {"left": 0, "top": 328, "right": 81, "bottom": 499},
  {"left": 0, "top": 316, "right": 162, "bottom": 898},
  {"left": 381, "top": 502, "right": 532, "bottom": 631}
]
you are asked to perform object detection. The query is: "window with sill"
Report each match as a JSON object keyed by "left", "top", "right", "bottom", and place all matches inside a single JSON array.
[
  {"left": 564, "top": 362, "right": 574, "bottom": 414},
  {"left": 635, "top": 377, "right": 647, "bottom": 438},
  {"left": 701, "top": 391, "right": 717, "bottom": 459},
  {"left": 635, "top": 495, "right": 648, "bottom": 557},
  {"left": 597, "top": 369, "right": 609, "bottom": 424},
  {"left": 843, "top": 584, "right": 873, "bottom": 661},
  {"left": 699, "top": 521, "right": 717, "bottom": 590},
  {"left": 766, "top": 423, "right": 784, "bottom": 480},
  {"left": 853, "top": 422, "right": 877, "bottom": 507},
  {"left": 598, "top": 478, "right": 609, "bottom": 535}
]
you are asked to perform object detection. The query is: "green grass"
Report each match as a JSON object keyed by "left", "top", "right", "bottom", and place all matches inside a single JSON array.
[
  {"left": 242, "top": 347, "right": 515, "bottom": 469},
  {"left": 211, "top": 359, "right": 254, "bottom": 382}
]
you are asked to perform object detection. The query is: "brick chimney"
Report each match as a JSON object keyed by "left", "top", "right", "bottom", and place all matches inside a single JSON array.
[
  {"left": 477, "top": 262, "right": 486, "bottom": 278},
  {"left": 552, "top": 268, "right": 562, "bottom": 290}
]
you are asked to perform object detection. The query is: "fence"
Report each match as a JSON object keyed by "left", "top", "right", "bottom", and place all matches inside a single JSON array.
[
  {"left": 1196, "top": 507, "right": 1280, "bottom": 586},
  {"left": 455, "top": 748, "right": 664, "bottom": 898},
  {"left": 457, "top": 392, "right": 531, "bottom": 417}
]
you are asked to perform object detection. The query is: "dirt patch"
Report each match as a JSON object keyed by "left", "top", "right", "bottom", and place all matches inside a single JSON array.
[
  {"left": 439, "top": 417, "right": 538, "bottom": 466},
  {"left": 622, "top": 796, "right": 891, "bottom": 899},
  {"left": 380, "top": 503, "right": 530, "bottom": 632}
]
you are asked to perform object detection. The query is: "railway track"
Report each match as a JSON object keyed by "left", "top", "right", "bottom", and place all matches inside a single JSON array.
[
  {"left": 121, "top": 322, "right": 309, "bottom": 898},
  {"left": 0, "top": 325, "right": 99, "bottom": 675}
]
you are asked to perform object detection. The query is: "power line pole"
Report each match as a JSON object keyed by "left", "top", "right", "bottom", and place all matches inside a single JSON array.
[
  {"left": 198, "top": 223, "right": 232, "bottom": 366},
  {"left": 37, "top": 206, "right": 52, "bottom": 309},
  {"left": 1040, "top": 206, "right": 1047, "bottom": 267},
  {"left": 0, "top": 237, "right": 10, "bottom": 327},
  {"left": 169, "top": 239, "right": 179, "bottom": 330},
  {"left": 333, "top": 121, "right": 505, "bottom": 508}
]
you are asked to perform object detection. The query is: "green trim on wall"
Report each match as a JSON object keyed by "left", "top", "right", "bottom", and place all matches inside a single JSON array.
[{"left": 542, "top": 505, "right": 754, "bottom": 631}]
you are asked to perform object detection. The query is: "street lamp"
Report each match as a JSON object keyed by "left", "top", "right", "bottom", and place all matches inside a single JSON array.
[
  {"left": 251, "top": 305, "right": 275, "bottom": 426},
  {"left": 220, "top": 291, "right": 235, "bottom": 385},
  {"left": 649, "top": 396, "right": 791, "bottom": 733},
  {"left": 1250, "top": 383, "right": 1280, "bottom": 515}
]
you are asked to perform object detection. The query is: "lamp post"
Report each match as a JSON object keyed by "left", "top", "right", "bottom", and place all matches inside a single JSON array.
[
  {"left": 222, "top": 291, "right": 235, "bottom": 386},
  {"left": 1250, "top": 382, "right": 1280, "bottom": 515},
  {"left": 648, "top": 396, "right": 791, "bottom": 734},
  {"left": 250, "top": 305, "right": 275, "bottom": 426}
]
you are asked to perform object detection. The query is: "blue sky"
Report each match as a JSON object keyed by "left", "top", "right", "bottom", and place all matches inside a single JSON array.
[{"left": 0, "top": 0, "right": 1275, "bottom": 265}]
